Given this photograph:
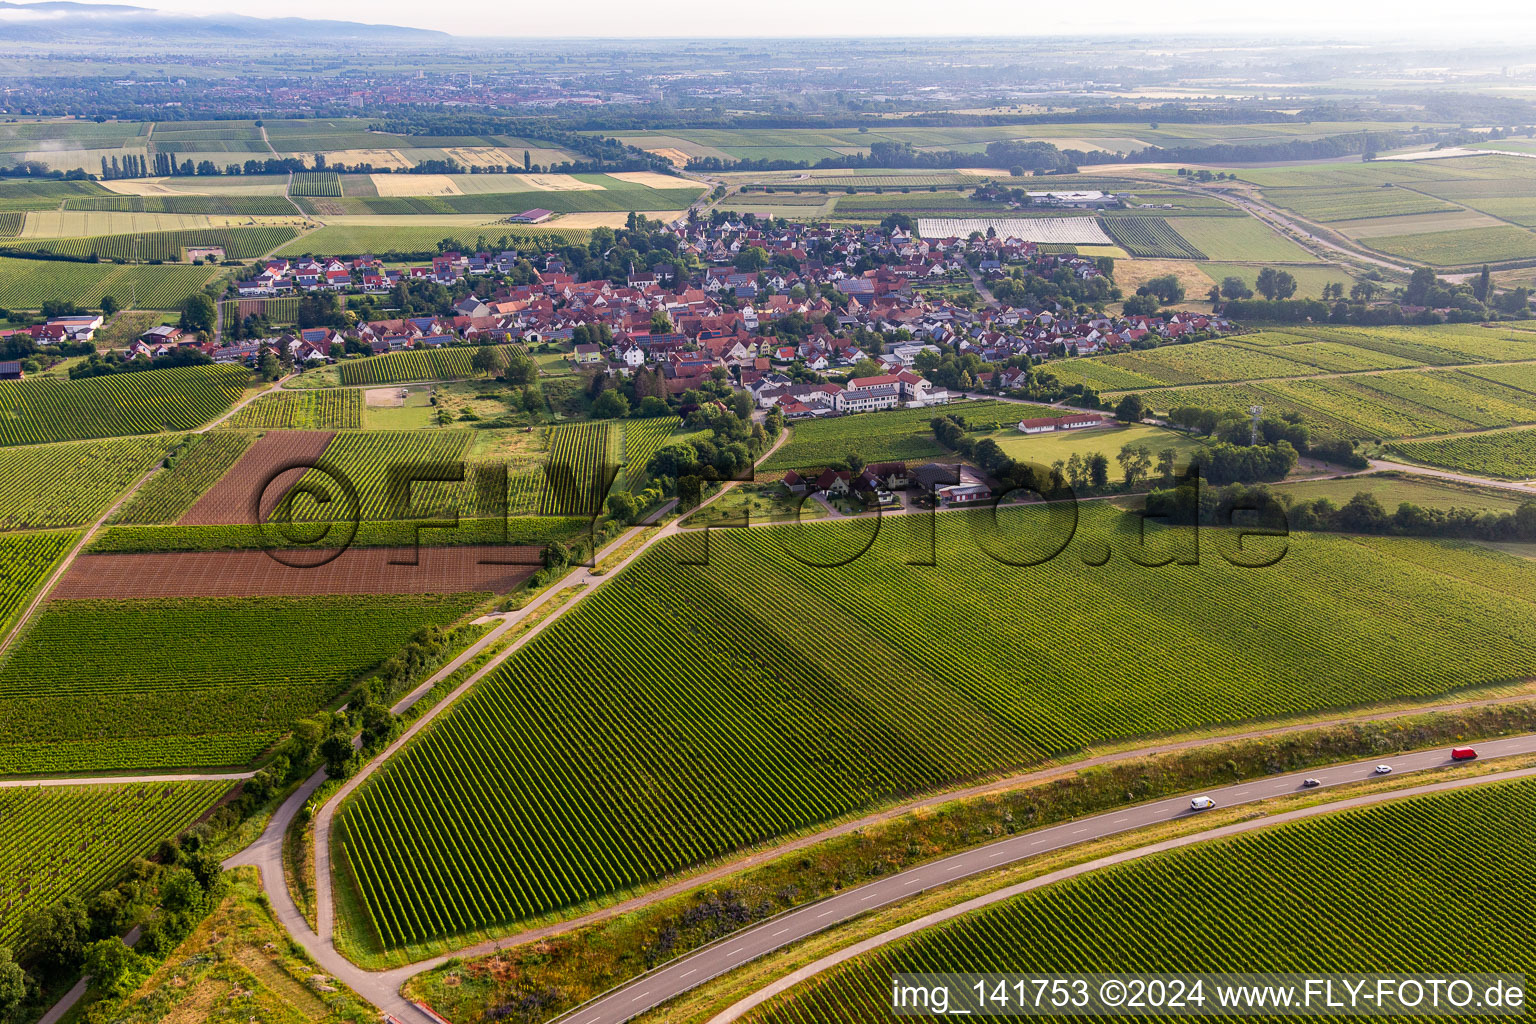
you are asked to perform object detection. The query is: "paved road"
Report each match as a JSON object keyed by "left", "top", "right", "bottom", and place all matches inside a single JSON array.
[
  {"left": 554, "top": 734, "right": 1536, "bottom": 1024},
  {"left": 707, "top": 762, "right": 1536, "bottom": 1024},
  {"left": 1367, "top": 458, "right": 1536, "bottom": 494}
]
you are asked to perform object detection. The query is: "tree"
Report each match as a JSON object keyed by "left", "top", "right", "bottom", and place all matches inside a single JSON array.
[
  {"left": 503, "top": 350, "right": 536, "bottom": 387},
  {"left": 606, "top": 491, "right": 639, "bottom": 524},
  {"left": 1473, "top": 264, "right": 1492, "bottom": 303},
  {"left": 100, "top": 295, "right": 120, "bottom": 316},
  {"left": 1087, "top": 452, "right": 1110, "bottom": 489},
  {"left": 1116, "top": 444, "right": 1152, "bottom": 488},
  {"left": 179, "top": 292, "right": 215, "bottom": 334},
  {"left": 1138, "top": 274, "right": 1185, "bottom": 305},
  {"left": 1404, "top": 267, "right": 1438, "bottom": 306},
  {"left": 1157, "top": 447, "right": 1178, "bottom": 483},
  {"left": 1122, "top": 293, "right": 1159, "bottom": 316},
  {"left": 82, "top": 938, "right": 146, "bottom": 997},
  {"left": 258, "top": 347, "right": 281, "bottom": 381},
  {"left": 1220, "top": 276, "right": 1253, "bottom": 300},
  {"left": 470, "top": 345, "right": 506, "bottom": 378},
  {"left": 1065, "top": 452, "right": 1088, "bottom": 490},
  {"left": 1114, "top": 393, "right": 1146, "bottom": 423},
  {"left": 590, "top": 390, "right": 629, "bottom": 419},
  {"left": 1255, "top": 267, "right": 1296, "bottom": 300},
  {"left": 650, "top": 310, "right": 674, "bottom": 334},
  {"left": 677, "top": 474, "right": 704, "bottom": 508},
  {"left": 733, "top": 246, "right": 769, "bottom": 272},
  {"left": 22, "top": 896, "right": 89, "bottom": 980},
  {"left": 1350, "top": 279, "right": 1380, "bottom": 303},
  {"left": 0, "top": 946, "right": 26, "bottom": 1019},
  {"left": 319, "top": 735, "right": 358, "bottom": 780}
]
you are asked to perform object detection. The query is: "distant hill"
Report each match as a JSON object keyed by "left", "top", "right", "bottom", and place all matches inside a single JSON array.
[{"left": 0, "top": 0, "right": 451, "bottom": 42}]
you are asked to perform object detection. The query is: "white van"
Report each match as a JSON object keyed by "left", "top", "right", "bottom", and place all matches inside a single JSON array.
[{"left": 1190, "top": 796, "right": 1216, "bottom": 811}]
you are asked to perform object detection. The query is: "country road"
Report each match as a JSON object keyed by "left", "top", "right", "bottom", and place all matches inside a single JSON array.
[
  {"left": 707, "top": 762, "right": 1536, "bottom": 1024},
  {"left": 560, "top": 736, "right": 1536, "bottom": 1024}
]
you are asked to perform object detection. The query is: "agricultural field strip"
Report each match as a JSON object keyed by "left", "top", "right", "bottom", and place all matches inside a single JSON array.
[
  {"left": 0, "top": 437, "right": 177, "bottom": 530},
  {"left": 0, "top": 364, "right": 250, "bottom": 446},
  {"left": 337, "top": 345, "right": 526, "bottom": 387},
  {"left": 0, "top": 257, "right": 223, "bottom": 311},
  {"left": 1388, "top": 427, "right": 1536, "bottom": 480},
  {"left": 334, "top": 504, "right": 1536, "bottom": 951},
  {"left": 2, "top": 225, "right": 299, "bottom": 262}
]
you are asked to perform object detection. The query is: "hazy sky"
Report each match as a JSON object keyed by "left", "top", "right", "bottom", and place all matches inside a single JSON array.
[{"left": 47, "top": 0, "right": 1535, "bottom": 39}]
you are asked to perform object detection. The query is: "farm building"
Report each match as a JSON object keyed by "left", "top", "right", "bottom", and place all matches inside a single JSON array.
[
  {"left": 1018, "top": 413, "right": 1107, "bottom": 434},
  {"left": 911, "top": 462, "right": 992, "bottom": 505},
  {"left": 0, "top": 360, "right": 22, "bottom": 380},
  {"left": 510, "top": 208, "right": 555, "bottom": 223}
]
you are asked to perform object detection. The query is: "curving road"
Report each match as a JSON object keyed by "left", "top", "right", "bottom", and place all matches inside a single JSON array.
[
  {"left": 708, "top": 762, "right": 1536, "bottom": 1024},
  {"left": 553, "top": 734, "right": 1536, "bottom": 1024}
]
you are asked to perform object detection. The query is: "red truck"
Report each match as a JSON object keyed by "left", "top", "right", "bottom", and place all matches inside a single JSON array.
[{"left": 1451, "top": 747, "right": 1478, "bottom": 761}]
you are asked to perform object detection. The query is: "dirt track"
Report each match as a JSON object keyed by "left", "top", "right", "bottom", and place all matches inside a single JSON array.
[
  {"left": 178, "top": 430, "right": 334, "bottom": 525},
  {"left": 50, "top": 545, "right": 540, "bottom": 598}
]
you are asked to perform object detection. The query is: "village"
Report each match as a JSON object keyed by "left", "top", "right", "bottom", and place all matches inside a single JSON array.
[{"left": 9, "top": 218, "right": 1235, "bottom": 412}]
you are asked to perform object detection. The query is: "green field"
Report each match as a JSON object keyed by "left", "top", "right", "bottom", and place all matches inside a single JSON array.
[
  {"left": 227, "top": 388, "right": 362, "bottom": 429},
  {"left": 1366, "top": 225, "right": 1536, "bottom": 267},
  {"left": 272, "top": 224, "right": 586, "bottom": 258},
  {"left": 1265, "top": 185, "right": 1464, "bottom": 222},
  {"left": 0, "top": 178, "right": 112, "bottom": 211},
  {"left": 3, "top": 225, "right": 299, "bottom": 262},
  {"left": 88, "top": 516, "right": 591, "bottom": 555},
  {"left": 760, "top": 401, "right": 1032, "bottom": 471},
  {"left": 289, "top": 171, "right": 343, "bottom": 197},
  {"left": 1164, "top": 217, "right": 1314, "bottom": 262},
  {"left": 988, "top": 422, "right": 1207, "bottom": 481},
  {"left": 337, "top": 345, "right": 523, "bottom": 386},
  {"left": 276, "top": 430, "right": 479, "bottom": 522},
  {"left": 1270, "top": 471, "right": 1534, "bottom": 514},
  {"left": 64, "top": 194, "right": 299, "bottom": 216},
  {"left": 0, "top": 593, "right": 483, "bottom": 773},
  {"left": 334, "top": 504, "right": 1536, "bottom": 954},
  {"left": 1099, "top": 216, "right": 1207, "bottom": 259},
  {"left": 0, "top": 782, "right": 228, "bottom": 943},
  {"left": 1388, "top": 427, "right": 1536, "bottom": 479},
  {"left": 0, "top": 530, "right": 77, "bottom": 638},
  {"left": 744, "top": 776, "right": 1536, "bottom": 1023},
  {"left": 110, "top": 433, "right": 255, "bottom": 525},
  {"left": 0, "top": 256, "right": 222, "bottom": 309},
  {"left": 293, "top": 186, "right": 702, "bottom": 217},
  {"left": 0, "top": 364, "right": 250, "bottom": 446},
  {"left": 0, "top": 436, "right": 177, "bottom": 529}
]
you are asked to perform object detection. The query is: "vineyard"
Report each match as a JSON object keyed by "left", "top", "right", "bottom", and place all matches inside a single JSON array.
[
  {"left": 744, "top": 778, "right": 1536, "bottom": 1024},
  {"left": 0, "top": 782, "right": 228, "bottom": 946},
  {"left": 0, "top": 257, "right": 222, "bottom": 310},
  {"left": 289, "top": 171, "right": 343, "bottom": 197},
  {"left": 64, "top": 194, "right": 300, "bottom": 216},
  {"left": 1388, "top": 427, "right": 1536, "bottom": 479},
  {"left": 1266, "top": 185, "right": 1463, "bottom": 222},
  {"left": 0, "top": 212, "right": 20, "bottom": 237},
  {"left": 4, "top": 226, "right": 299, "bottom": 262},
  {"left": 111, "top": 433, "right": 256, "bottom": 525},
  {"left": 0, "top": 530, "right": 77, "bottom": 638},
  {"left": 274, "top": 430, "right": 477, "bottom": 522},
  {"left": 220, "top": 296, "right": 301, "bottom": 327},
  {"left": 0, "top": 593, "right": 482, "bottom": 772},
  {"left": 619, "top": 416, "right": 682, "bottom": 493},
  {"left": 273, "top": 224, "right": 586, "bottom": 258},
  {"left": 0, "top": 364, "right": 249, "bottom": 445},
  {"left": 0, "top": 437, "right": 176, "bottom": 529},
  {"left": 338, "top": 345, "right": 525, "bottom": 386},
  {"left": 227, "top": 389, "right": 362, "bottom": 429},
  {"left": 334, "top": 505, "right": 1536, "bottom": 954},
  {"left": 1099, "top": 216, "right": 1207, "bottom": 259},
  {"left": 538, "top": 421, "right": 616, "bottom": 516},
  {"left": 760, "top": 401, "right": 1030, "bottom": 471}
]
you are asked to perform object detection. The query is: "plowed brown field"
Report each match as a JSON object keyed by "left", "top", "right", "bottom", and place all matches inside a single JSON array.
[
  {"left": 178, "top": 430, "right": 334, "bottom": 525},
  {"left": 51, "top": 545, "right": 539, "bottom": 598}
]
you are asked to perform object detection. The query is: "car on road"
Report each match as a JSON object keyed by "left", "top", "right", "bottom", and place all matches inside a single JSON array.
[
  {"left": 1190, "top": 796, "right": 1216, "bottom": 810},
  {"left": 1374, "top": 764, "right": 1394, "bottom": 775},
  {"left": 1302, "top": 778, "right": 1321, "bottom": 788},
  {"left": 1452, "top": 747, "right": 1478, "bottom": 761}
]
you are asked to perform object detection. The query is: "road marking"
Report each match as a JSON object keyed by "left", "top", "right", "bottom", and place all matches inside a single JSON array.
[
  {"left": 681, "top": 969, "right": 697, "bottom": 978},
  {"left": 1072, "top": 827, "right": 1088, "bottom": 834},
  {"left": 818, "top": 909, "right": 837, "bottom": 918},
  {"left": 631, "top": 991, "right": 650, "bottom": 1002},
  {"left": 906, "top": 878, "right": 923, "bottom": 886},
  {"left": 727, "top": 948, "right": 745, "bottom": 957},
  {"left": 1113, "top": 817, "right": 1129, "bottom": 824},
  {"left": 989, "top": 851, "right": 1007, "bottom": 859},
  {"left": 861, "top": 892, "right": 879, "bottom": 901},
  {"left": 772, "top": 928, "right": 789, "bottom": 937}
]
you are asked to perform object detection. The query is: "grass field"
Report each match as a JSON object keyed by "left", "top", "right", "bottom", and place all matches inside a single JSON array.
[
  {"left": 0, "top": 256, "right": 222, "bottom": 309},
  {"left": 110, "top": 433, "right": 255, "bottom": 525},
  {"left": 987, "top": 422, "right": 1207, "bottom": 481},
  {"left": 760, "top": 401, "right": 1032, "bottom": 471},
  {"left": 1269, "top": 471, "right": 1534, "bottom": 514},
  {"left": 743, "top": 776, "right": 1536, "bottom": 1023},
  {"left": 0, "top": 530, "right": 77, "bottom": 639},
  {"left": 0, "top": 782, "right": 227, "bottom": 944},
  {"left": 1366, "top": 225, "right": 1536, "bottom": 267},
  {"left": 227, "top": 389, "right": 362, "bottom": 429},
  {"left": 1264, "top": 185, "right": 1464, "bottom": 222},
  {"left": 0, "top": 364, "right": 250, "bottom": 446},
  {"left": 1164, "top": 216, "right": 1315, "bottom": 262},
  {"left": 334, "top": 504, "right": 1536, "bottom": 955},
  {"left": 0, "top": 593, "right": 483, "bottom": 773},
  {"left": 1388, "top": 427, "right": 1536, "bottom": 479},
  {"left": 0, "top": 178, "right": 112, "bottom": 211},
  {"left": 0, "top": 436, "right": 175, "bottom": 529}
]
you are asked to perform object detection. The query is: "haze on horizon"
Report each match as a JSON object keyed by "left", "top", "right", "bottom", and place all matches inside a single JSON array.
[{"left": 17, "top": 0, "right": 1535, "bottom": 42}]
